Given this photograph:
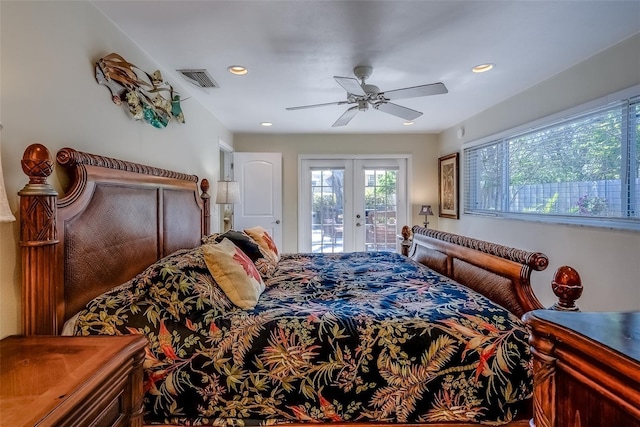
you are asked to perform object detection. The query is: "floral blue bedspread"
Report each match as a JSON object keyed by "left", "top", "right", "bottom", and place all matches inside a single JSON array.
[{"left": 72, "top": 248, "right": 532, "bottom": 425}]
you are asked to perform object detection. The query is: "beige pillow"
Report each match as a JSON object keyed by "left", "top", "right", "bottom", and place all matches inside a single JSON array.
[
  {"left": 202, "top": 238, "right": 265, "bottom": 309},
  {"left": 212, "top": 230, "right": 276, "bottom": 279},
  {"left": 244, "top": 226, "right": 280, "bottom": 263}
]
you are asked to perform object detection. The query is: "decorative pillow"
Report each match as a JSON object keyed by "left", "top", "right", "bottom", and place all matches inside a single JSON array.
[
  {"left": 244, "top": 226, "right": 280, "bottom": 264},
  {"left": 202, "top": 238, "right": 265, "bottom": 310},
  {"left": 214, "top": 230, "right": 277, "bottom": 278},
  {"left": 214, "top": 230, "right": 263, "bottom": 261}
]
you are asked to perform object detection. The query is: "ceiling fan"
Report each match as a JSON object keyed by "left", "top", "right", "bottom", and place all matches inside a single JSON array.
[{"left": 286, "top": 66, "right": 448, "bottom": 127}]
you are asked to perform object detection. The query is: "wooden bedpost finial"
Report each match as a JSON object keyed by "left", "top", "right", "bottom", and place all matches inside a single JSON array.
[
  {"left": 551, "top": 266, "right": 583, "bottom": 311},
  {"left": 200, "top": 178, "right": 210, "bottom": 194},
  {"left": 20, "top": 143, "right": 56, "bottom": 189}
]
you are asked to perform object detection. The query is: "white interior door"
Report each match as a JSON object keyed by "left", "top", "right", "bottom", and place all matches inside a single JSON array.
[
  {"left": 299, "top": 156, "right": 408, "bottom": 253},
  {"left": 234, "top": 152, "right": 282, "bottom": 249}
]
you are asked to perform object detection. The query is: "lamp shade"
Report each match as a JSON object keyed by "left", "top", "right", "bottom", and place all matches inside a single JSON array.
[
  {"left": 419, "top": 205, "right": 434, "bottom": 216},
  {"left": 0, "top": 122, "right": 16, "bottom": 222},
  {"left": 215, "top": 180, "right": 240, "bottom": 204}
]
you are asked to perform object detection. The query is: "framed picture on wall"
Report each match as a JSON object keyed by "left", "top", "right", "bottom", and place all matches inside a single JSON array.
[{"left": 438, "top": 152, "right": 459, "bottom": 219}]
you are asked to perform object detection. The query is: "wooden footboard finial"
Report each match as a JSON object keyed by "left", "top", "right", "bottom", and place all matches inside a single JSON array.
[
  {"left": 200, "top": 178, "right": 211, "bottom": 236},
  {"left": 550, "top": 266, "right": 583, "bottom": 311},
  {"left": 19, "top": 143, "right": 59, "bottom": 335}
]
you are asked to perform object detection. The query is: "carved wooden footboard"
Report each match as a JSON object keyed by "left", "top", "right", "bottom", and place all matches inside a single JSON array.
[{"left": 409, "top": 226, "right": 583, "bottom": 318}]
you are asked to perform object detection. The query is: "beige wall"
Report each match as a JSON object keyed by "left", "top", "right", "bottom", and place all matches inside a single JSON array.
[
  {"left": 0, "top": 1, "right": 232, "bottom": 338},
  {"left": 1, "top": 2, "right": 637, "bottom": 339},
  {"left": 234, "top": 134, "right": 439, "bottom": 253},
  {"left": 438, "top": 34, "right": 640, "bottom": 312}
]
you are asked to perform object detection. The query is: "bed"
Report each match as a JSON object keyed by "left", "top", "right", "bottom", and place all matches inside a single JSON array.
[{"left": 18, "top": 144, "right": 583, "bottom": 427}]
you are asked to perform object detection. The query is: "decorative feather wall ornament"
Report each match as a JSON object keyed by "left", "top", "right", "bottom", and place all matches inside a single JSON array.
[{"left": 94, "top": 53, "right": 185, "bottom": 128}]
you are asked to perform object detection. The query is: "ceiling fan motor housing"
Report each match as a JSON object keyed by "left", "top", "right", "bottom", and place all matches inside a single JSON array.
[
  {"left": 362, "top": 84, "right": 380, "bottom": 96},
  {"left": 353, "top": 65, "right": 373, "bottom": 81}
]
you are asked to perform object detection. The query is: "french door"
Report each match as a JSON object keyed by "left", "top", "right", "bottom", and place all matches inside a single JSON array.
[{"left": 299, "top": 156, "right": 408, "bottom": 253}]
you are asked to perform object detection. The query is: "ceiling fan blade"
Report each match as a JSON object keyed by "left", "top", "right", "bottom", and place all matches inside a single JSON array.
[
  {"left": 374, "top": 102, "right": 423, "bottom": 120},
  {"left": 383, "top": 82, "right": 448, "bottom": 100},
  {"left": 332, "top": 106, "right": 359, "bottom": 127},
  {"left": 334, "top": 76, "right": 367, "bottom": 97},
  {"left": 286, "top": 100, "right": 349, "bottom": 111}
]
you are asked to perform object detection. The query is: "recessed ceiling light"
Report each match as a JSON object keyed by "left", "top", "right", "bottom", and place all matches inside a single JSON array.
[
  {"left": 403, "top": 121, "right": 414, "bottom": 126},
  {"left": 228, "top": 65, "right": 248, "bottom": 75},
  {"left": 260, "top": 122, "right": 273, "bottom": 127},
  {"left": 472, "top": 63, "right": 495, "bottom": 73}
]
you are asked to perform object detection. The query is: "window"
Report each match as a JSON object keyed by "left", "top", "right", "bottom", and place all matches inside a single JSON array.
[
  {"left": 464, "top": 91, "right": 639, "bottom": 230},
  {"left": 311, "top": 168, "right": 344, "bottom": 253},
  {"left": 364, "top": 169, "right": 398, "bottom": 252}
]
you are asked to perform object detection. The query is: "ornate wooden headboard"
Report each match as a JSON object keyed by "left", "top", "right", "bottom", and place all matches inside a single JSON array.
[{"left": 19, "top": 144, "right": 210, "bottom": 335}]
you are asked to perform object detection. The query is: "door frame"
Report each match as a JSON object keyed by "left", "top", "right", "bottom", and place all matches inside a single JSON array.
[
  {"left": 218, "top": 138, "right": 234, "bottom": 233},
  {"left": 298, "top": 154, "right": 412, "bottom": 252}
]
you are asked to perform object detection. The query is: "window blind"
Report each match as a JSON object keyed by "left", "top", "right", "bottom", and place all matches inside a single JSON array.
[{"left": 464, "top": 95, "right": 639, "bottom": 228}]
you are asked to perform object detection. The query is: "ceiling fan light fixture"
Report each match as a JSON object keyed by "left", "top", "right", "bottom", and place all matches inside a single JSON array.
[
  {"left": 403, "top": 121, "right": 414, "bottom": 126},
  {"left": 472, "top": 63, "right": 495, "bottom": 73},
  {"left": 260, "top": 122, "right": 273, "bottom": 127},
  {"left": 228, "top": 65, "right": 248, "bottom": 75}
]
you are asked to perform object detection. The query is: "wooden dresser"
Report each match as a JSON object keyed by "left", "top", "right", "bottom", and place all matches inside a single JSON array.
[
  {"left": 523, "top": 310, "right": 640, "bottom": 427},
  {"left": 0, "top": 335, "right": 147, "bottom": 427}
]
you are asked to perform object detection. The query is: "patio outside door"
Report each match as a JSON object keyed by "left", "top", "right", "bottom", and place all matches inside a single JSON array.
[{"left": 299, "top": 157, "right": 408, "bottom": 253}]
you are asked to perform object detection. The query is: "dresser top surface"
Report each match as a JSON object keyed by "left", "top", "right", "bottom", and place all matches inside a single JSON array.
[
  {"left": 525, "top": 310, "right": 640, "bottom": 363},
  {"left": 0, "top": 335, "right": 146, "bottom": 427}
]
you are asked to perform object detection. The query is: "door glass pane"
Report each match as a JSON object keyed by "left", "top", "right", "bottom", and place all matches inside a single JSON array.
[
  {"left": 364, "top": 169, "right": 397, "bottom": 252},
  {"left": 311, "top": 169, "right": 344, "bottom": 253}
]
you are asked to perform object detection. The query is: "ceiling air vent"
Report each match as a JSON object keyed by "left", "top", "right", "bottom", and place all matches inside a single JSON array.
[{"left": 177, "top": 69, "right": 218, "bottom": 88}]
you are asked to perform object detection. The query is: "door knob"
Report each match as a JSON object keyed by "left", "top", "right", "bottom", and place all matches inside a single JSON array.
[
  {"left": 356, "top": 222, "right": 362, "bottom": 227},
  {"left": 273, "top": 220, "right": 281, "bottom": 224}
]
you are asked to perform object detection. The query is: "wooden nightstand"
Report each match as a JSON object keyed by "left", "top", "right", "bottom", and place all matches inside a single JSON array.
[
  {"left": 1, "top": 335, "right": 147, "bottom": 427},
  {"left": 523, "top": 310, "right": 640, "bottom": 427}
]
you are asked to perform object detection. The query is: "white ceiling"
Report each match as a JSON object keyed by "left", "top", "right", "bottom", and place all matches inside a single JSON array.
[{"left": 93, "top": 1, "right": 640, "bottom": 134}]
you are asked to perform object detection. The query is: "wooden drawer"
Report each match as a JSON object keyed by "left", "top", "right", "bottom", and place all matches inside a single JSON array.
[{"left": 523, "top": 310, "right": 640, "bottom": 427}]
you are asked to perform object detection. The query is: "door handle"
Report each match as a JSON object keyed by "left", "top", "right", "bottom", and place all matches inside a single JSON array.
[
  {"left": 273, "top": 220, "right": 281, "bottom": 224},
  {"left": 356, "top": 222, "right": 362, "bottom": 227}
]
